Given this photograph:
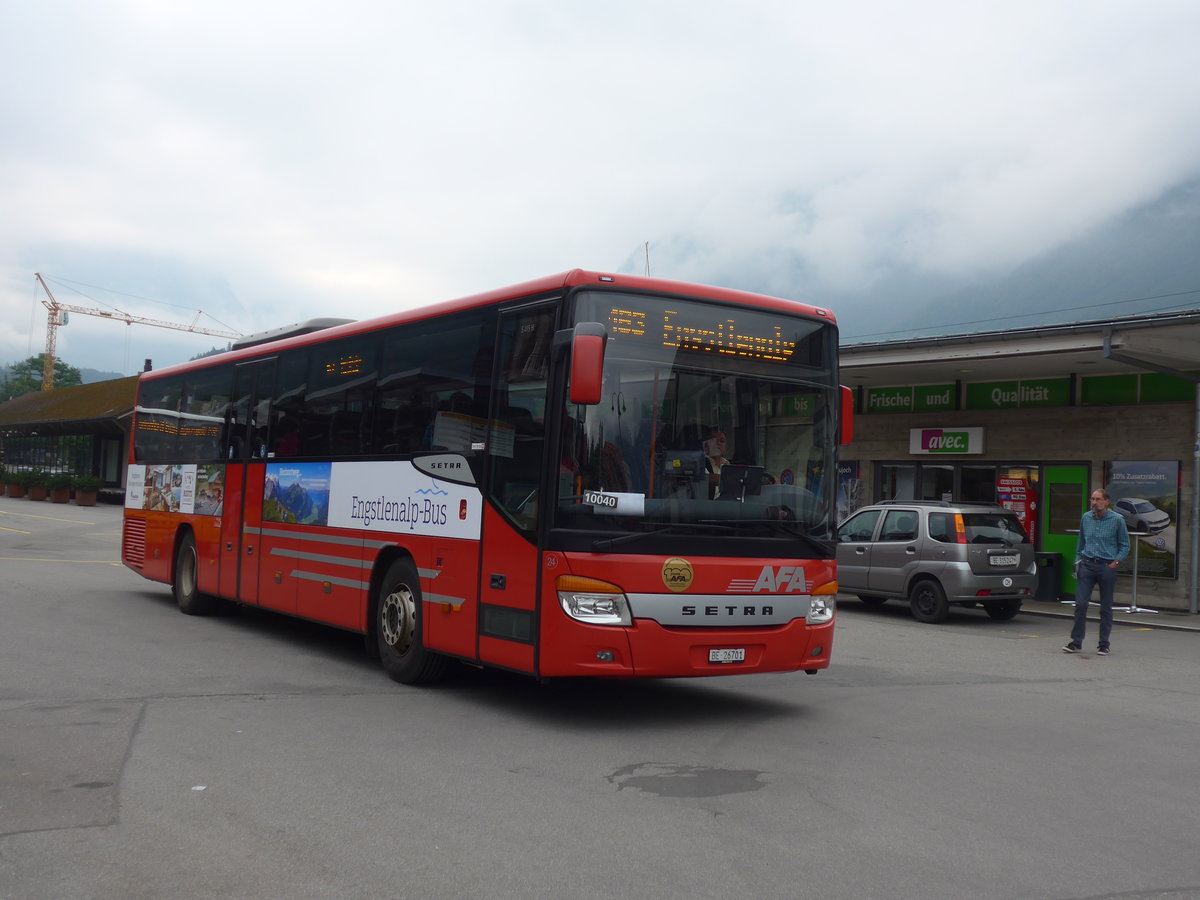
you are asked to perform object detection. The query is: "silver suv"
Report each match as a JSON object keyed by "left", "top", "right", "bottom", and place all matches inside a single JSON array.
[{"left": 835, "top": 500, "right": 1037, "bottom": 623}]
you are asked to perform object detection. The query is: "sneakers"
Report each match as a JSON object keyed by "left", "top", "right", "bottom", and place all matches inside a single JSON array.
[
  {"left": 1062, "top": 643, "right": 1080, "bottom": 653},
  {"left": 1097, "top": 646, "right": 1110, "bottom": 656}
]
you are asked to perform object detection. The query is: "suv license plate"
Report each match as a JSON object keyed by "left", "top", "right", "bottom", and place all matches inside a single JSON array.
[
  {"left": 709, "top": 648, "right": 746, "bottom": 664},
  {"left": 990, "top": 555, "right": 1019, "bottom": 567}
]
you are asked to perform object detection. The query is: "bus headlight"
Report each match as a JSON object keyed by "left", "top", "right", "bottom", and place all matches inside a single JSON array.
[
  {"left": 807, "top": 595, "right": 836, "bottom": 625},
  {"left": 556, "top": 575, "right": 632, "bottom": 626}
]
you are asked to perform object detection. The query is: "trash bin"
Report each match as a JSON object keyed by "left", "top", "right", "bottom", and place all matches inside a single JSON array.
[{"left": 1035, "top": 552, "right": 1061, "bottom": 603}]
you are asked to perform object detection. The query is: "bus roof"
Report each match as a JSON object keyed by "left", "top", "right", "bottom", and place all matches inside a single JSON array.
[
  {"left": 142, "top": 269, "right": 835, "bottom": 379},
  {"left": 231, "top": 318, "right": 356, "bottom": 351}
]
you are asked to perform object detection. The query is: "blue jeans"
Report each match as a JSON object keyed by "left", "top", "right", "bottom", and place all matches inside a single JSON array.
[{"left": 1071, "top": 559, "right": 1116, "bottom": 649}]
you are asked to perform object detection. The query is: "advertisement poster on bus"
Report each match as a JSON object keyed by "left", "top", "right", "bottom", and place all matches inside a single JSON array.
[
  {"left": 995, "top": 476, "right": 1036, "bottom": 544},
  {"left": 262, "top": 459, "right": 482, "bottom": 539},
  {"left": 125, "top": 464, "right": 224, "bottom": 515},
  {"left": 263, "top": 463, "right": 331, "bottom": 525},
  {"left": 1106, "top": 460, "right": 1178, "bottom": 579}
]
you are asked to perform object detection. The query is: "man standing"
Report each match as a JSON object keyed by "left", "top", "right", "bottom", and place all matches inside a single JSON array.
[{"left": 1063, "top": 488, "right": 1130, "bottom": 655}]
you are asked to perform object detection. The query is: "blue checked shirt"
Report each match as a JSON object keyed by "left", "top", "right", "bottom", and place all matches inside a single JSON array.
[{"left": 1075, "top": 508, "right": 1130, "bottom": 564}]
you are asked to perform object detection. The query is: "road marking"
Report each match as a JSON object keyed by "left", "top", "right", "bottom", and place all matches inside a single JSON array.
[
  {"left": 0, "top": 510, "right": 97, "bottom": 525},
  {"left": 0, "top": 557, "right": 122, "bottom": 565},
  {"left": 0, "top": 525, "right": 32, "bottom": 534}
]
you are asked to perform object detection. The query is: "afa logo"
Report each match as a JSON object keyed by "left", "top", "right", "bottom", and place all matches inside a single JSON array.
[{"left": 661, "top": 557, "right": 694, "bottom": 593}]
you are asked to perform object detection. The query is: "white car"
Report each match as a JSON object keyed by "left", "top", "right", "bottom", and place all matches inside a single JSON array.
[{"left": 1113, "top": 497, "right": 1170, "bottom": 534}]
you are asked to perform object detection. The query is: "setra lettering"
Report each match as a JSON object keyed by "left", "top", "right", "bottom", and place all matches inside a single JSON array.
[{"left": 680, "top": 604, "right": 776, "bottom": 616}]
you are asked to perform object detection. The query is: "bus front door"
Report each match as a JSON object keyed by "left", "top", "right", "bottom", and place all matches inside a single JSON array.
[
  {"left": 471, "top": 302, "right": 556, "bottom": 674},
  {"left": 218, "top": 358, "right": 283, "bottom": 609}
]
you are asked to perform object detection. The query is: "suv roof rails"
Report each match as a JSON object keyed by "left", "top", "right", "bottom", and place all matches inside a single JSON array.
[{"left": 876, "top": 499, "right": 1007, "bottom": 508}]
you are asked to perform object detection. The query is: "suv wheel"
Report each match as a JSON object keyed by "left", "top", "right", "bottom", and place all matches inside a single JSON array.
[{"left": 909, "top": 580, "right": 949, "bottom": 623}]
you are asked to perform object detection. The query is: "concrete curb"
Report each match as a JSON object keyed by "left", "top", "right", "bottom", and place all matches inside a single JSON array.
[{"left": 1018, "top": 602, "right": 1200, "bottom": 633}]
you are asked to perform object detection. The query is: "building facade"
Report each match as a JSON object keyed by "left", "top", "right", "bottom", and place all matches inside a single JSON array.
[{"left": 839, "top": 310, "right": 1199, "bottom": 614}]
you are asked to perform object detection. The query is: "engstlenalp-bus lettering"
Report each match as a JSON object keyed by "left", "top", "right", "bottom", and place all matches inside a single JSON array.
[{"left": 349, "top": 495, "right": 448, "bottom": 529}]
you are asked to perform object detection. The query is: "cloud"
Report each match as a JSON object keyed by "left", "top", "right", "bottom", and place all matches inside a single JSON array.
[{"left": 3, "top": 1, "right": 1200, "bottom": 372}]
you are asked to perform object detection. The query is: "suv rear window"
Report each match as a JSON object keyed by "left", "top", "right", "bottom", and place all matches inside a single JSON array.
[{"left": 929, "top": 511, "right": 1029, "bottom": 544}]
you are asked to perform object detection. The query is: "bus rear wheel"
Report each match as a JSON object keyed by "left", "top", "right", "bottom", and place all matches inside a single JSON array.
[
  {"left": 376, "top": 559, "right": 447, "bottom": 684},
  {"left": 173, "top": 532, "right": 217, "bottom": 615}
]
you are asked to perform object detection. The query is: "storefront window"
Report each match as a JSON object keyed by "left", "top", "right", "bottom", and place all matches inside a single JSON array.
[
  {"left": 920, "top": 465, "right": 954, "bottom": 500},
  {"left": 960, "top": 466, "right": 997, "bottom": 502},
  {"left": 876, "top": 462, "right": 1040, "bottom": 510},
  {"left": 879, "top": 464, "right": 915, "bottom": 500}
]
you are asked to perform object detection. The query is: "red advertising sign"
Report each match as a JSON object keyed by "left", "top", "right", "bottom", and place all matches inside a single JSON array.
[{"left": 996, "top": 476, "right": 1037, "bottom": 544}]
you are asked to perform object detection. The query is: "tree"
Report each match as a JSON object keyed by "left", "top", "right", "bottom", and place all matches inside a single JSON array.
[{"left": 0, "top": 355, "right": 83, "bottom": 400}]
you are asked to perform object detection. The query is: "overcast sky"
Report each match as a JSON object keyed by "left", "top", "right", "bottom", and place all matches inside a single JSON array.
[{"left": 3, "top": 1, "right": 1200, "bottom": 376}]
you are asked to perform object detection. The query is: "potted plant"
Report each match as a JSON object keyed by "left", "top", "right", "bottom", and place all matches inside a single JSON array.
[
  {"left": 47, "top": 473, "right": 73, "bottom": 503},
  {"left": 72, "top": 475, "right": 102, "bottom": 506},
  {"left": 6, "top": 470, "right": 29, "bottom": 499},
  {"left": 26, "top": 470, "right": 49, "bottom": 501}
]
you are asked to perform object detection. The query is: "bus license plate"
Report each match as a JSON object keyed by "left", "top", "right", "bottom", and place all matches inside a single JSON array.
[
  {"left": 990, "top": 555, "right": 1018, "bottom": 567},
  {"left": 709, "top": 648, "right": 746, "bottom": 664}
]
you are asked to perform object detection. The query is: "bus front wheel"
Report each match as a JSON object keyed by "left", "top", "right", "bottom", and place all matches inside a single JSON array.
[
  {"left": 173, "top": 532, "right": 217, "bottom": 615},
  {"left": 375, "top": 559, "right": 447, "bottom": 684}
]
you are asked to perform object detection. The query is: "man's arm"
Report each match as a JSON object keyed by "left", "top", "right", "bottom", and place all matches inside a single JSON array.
[{"left": 1114, "top": 515, "right": 1131, "bottom": 561}]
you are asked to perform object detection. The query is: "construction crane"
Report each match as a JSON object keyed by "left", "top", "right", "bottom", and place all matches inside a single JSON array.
[{"left": 35, "top": 272, "right": 242, "bottom": 391}]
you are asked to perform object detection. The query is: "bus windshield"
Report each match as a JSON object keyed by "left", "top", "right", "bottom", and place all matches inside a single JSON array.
[{"left": 554, "top": 291, "right": 838, "bottom": 548}]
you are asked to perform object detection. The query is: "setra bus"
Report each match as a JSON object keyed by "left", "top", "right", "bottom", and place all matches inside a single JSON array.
[{"left": 121, "top": 270, "right": 852, "bottom": 683}]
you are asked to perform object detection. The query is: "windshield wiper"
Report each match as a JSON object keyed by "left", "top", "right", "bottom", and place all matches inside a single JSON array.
[
  {"left": 789, "top": 530, "right": 834, "bottom": 557},
  {"left": 592, "top": 522, "right": 737, "bottom": 550}
]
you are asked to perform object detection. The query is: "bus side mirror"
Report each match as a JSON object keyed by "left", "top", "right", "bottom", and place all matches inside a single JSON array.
[
  {"left": 839, "top": 385, "right": 854, "bottom": 445},
  {"left": 569, "top": 322, "right": 607, "bottom": 405}
]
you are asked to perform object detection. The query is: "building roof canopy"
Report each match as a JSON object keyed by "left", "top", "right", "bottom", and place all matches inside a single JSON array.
[
  {"left": 840, "top": 308, "right": 1200, "bottom": 387},
  {"left": 0, "top": 376, "right": 138, "bottom": 435}
]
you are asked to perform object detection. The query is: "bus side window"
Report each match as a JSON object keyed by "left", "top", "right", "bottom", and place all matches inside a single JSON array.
[
  {"left": 181, "top": 367, "right": 232, "bottom": 462},
  {"left": 136, "top": 375, "right": 183, "bottom": 463},
  {"left": 309, "top": 335, "right": 378, "bottom": 457},
  {"left": 269, "top": 350, "right": 308, "bottom": 458}
]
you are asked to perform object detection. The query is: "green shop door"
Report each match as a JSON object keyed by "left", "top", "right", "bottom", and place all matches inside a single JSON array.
[{"left": 1040, "top": 466, "right": 1088, "bottom": 599}]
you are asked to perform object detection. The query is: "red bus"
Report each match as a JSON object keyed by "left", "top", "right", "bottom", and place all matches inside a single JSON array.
[{"left": 121, "top": 270, "right": 852, "bottom": 683}]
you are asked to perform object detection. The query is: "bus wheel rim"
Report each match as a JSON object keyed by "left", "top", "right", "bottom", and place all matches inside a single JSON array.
[{"left": 381, "top": 587, "right": 415, "bottom": 653}]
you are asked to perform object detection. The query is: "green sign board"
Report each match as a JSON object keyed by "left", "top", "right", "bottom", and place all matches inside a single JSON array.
[
  {"left": 965, "top": 378, "right": 1071, "bottom": 409},
  {"left": 1081, "top": 374, "right": 1138, "bottom": 406},
  {"left": 864, "top": 384, "right": 956, "bottom": 414},
  {"left": 777, "top": 394, "right": 818, "bottom": 417},
  {"left": 914, "top": 384, "right": 956, "bottom": 411},
  {"left": 1140, "top": 372, "right": 1199, "bottom": 403},
  {"left": 864, "top": 387, "right": 914, "bottom": 413}
]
